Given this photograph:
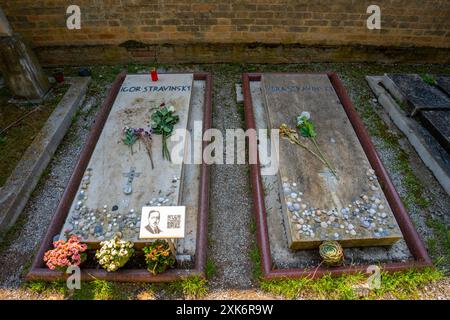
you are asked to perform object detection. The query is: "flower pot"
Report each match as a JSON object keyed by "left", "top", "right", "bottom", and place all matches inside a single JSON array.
[{"left": 53, "top": 69, "right": 65, "bottom": 83}]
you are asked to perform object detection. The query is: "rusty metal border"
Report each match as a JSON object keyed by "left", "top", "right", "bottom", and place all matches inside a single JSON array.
[
  {"left": 26, "top": 72, "right": 212, "bottom": 282},
  {"left": 242, "top": 72, "right": 433, "bottom": 279}
]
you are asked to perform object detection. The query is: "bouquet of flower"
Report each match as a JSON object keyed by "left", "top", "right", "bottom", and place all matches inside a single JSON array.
[
  {"left": 296, "top": 111, "right": 338, "bottom": 179},
  {"left": 280, "top": 111, "right": 338, "bottom": 179},
  {"left": 43, "top": 235, "right": 87, "bottom": 271},
  {"left": 95, "top": 236, "right": 134, "bottom": 272},
  {"left": 143, "top": 240, "right": 176, "bottom": 275},
  {"left": 150, "top": 104, "right": 179, "bottom": 161},
  {"left": 122, "top": 126, "right": 154, "bottom": 169}
]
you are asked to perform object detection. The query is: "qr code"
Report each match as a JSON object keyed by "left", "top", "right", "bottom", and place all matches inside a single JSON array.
[{"left": 167, "top": 214, "right": 181, "bottom": 229}]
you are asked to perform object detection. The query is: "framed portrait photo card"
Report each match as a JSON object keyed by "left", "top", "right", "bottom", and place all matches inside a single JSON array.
[{"left": 139, "top": 206, "right": 186, "bottom": 239}]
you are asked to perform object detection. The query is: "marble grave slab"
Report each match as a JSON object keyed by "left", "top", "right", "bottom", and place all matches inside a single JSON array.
[
  {"left": 261, "top": 74, "right": 403, "bottom": 250},
  {"left": 60, "top": 74, "right": 194, "bottom": 243}
]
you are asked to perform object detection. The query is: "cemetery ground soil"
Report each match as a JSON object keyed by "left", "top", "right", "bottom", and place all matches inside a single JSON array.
[{"left": 0, "top": 63, "right": 449, "bottom": 300}]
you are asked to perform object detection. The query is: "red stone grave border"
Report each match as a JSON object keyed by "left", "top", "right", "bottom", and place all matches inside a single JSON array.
[
  {"left": 26, "top": 72, "right": 212, "bottom": 282},
  {"left": 242, "top": 72, "right": 433, "bottom": 279}
]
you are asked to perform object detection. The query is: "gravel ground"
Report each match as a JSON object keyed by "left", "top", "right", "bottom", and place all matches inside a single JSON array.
[
  {"left": 207, "top": 68, "right": 254, "bottom": 289},
  {"left": 0, "top": 63, "right": 448, "bottom": 300}
]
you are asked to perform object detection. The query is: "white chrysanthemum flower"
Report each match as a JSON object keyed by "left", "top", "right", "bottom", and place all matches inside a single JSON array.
[
  {"left": 300, "top": 111, "right": 310, "bottom": 120},
  {"left": 296, "top": 111, "right": 311, "bottom": 127},
  {"left": 168, "top": 105, "right": 175, "bottom": 113}
]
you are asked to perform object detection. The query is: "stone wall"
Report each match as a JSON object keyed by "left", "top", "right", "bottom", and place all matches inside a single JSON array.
[{"left": 1, "top": 0, "right": 449, "bottom": 65}]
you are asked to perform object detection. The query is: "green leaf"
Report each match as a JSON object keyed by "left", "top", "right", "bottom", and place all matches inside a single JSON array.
[
  {"left": 300, "top": 127, "right": 309, "bottom": 137},
  {"left": 307, "top": 122, "right": 317, "bottom": 137},
  {"left": 123, "top": 129, "right": 138, "bottom": 146}
]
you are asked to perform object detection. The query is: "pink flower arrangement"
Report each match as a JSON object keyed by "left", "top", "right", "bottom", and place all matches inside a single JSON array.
[{"left": 43, "top": 235, "right": 88, "bottom": 271}]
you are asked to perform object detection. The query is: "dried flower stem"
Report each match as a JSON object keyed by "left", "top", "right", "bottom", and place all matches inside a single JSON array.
[
  {"left": 280, "top": 124, "right": 327, "bottom": 166},
  {"left": 311, "top": 137, "right": 338, "bottom": 179},
  {"left": 141, "top": 135, "right": 154, "bottom": 169}
]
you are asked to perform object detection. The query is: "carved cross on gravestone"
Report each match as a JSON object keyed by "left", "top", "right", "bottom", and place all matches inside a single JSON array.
[{"left": 122, "top": 167, "right": 141, "bottom": 195}]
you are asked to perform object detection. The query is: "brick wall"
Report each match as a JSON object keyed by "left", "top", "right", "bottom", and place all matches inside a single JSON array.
[{"left": 1, "top": 0, "right": 449, "bottom": 65}]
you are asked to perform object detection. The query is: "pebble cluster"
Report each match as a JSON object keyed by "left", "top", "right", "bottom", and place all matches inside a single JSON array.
[
  {"left": 62, "top": 168, "right": 180, "bottom": 242},
  {"left": 284, "top": 169, "right": 399, "bottom": 241}
]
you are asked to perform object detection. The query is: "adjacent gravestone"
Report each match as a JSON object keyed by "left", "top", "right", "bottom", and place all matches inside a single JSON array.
[
  {"left": 436, "top": 75, "right": 450, "bottom": 96},
  {"left": 0, "top": 8, "right": 12, "bottom": 37},
  {"left": 0, "top": 35, "right": 50, "bottom": 100},
  {"left": 426, "top": 75, "right": 450, "bottom": 152},
  {"left": 387, "top": 74, "right": 450, "bottom": 116},
  {"left": 420, "top": 110, "right": 450, "bottom": 153},
  {"left": 388, "top": 73, "right": 450, "bottom": 154},
  {"left": 60, "top": 74, "right": 193, "bottom": 243},
  {"left": 0, "top": 8, "right": 49, "bottom": 100},
  {"left": 261, "top": 74, "right": 402, "bottom": 250}
]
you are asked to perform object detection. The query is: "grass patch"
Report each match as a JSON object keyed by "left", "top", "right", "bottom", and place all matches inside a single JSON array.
[
  {"left": 250, "top": 242, "right": 262, "bottom": 281},
  {"left": 25, "top": 280, "right": 68, "bottom": 297},
  {"left": 72, "top": 280, "right": 117, "bottom": 300},
  {"left": 26, "top": 280, "right": 131, "bottom": 300},
  {"left": 26, "top": 281, "right": 47, "bottom": 294},
  {"left": 249, "top": 220, "right": 257, "bottom": 235},
  {"left": 375, "top": 268, "right": 444, "bottom": 299},
  {"left": 236, "top": 103, "right": 245, "bottom": 123},
  {"left": 168, "top": 276, "right": 208, "bottom": 299},
  {"left": 259, "top": 268, "right": 443, "bottom": 300},
  {"left": 206, "top": 258, "right": 217, "bottom": 279},
  {"left": 249, "top": 216, "right": 261, "bottom": 280},
  {"left": 260, "top": 278, "right": 311, "bottom": 299},
  {"left": 358, "top": 97, "right": 430, "bottom": 209},
  {"left": 392, "top": 151, "right": 430, "bottom": 209},
  {"left": 420, "top": 74, "right": 437, "bottom": 86},
  {"left": 67, "top": 280, "right": 131, "bottom": 300},
  {"left": 426, "top": 218, "right": 450, "bottom": 267}
]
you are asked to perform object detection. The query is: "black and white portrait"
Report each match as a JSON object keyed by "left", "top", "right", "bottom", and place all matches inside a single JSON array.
[
  {"left": 145, "top": 210, "right": 163, "bottom": 234},
  {"left": 139, "top": 206, "right": 186, "bottom": 239}
]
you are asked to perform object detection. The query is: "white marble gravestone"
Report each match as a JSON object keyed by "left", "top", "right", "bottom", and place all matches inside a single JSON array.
[{"left": 60, "top": 74, "right": 194, "bottom": 243}]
